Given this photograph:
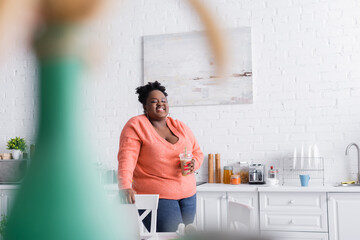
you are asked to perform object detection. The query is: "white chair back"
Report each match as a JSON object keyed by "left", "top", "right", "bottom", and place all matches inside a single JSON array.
[
  {"left": 117, "top": 203, "right": 141, "bottom": 239},
  {"left": 135, "top": 194, "right": 159, "bottom": 239},
  {"left": 228, "top": 200, "right": 254, "bottom": 232},
  {"left": 103, "top": 186, "right": 141, "bottom": 240}
]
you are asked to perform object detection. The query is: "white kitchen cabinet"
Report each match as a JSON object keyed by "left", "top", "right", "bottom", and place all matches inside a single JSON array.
[
  {"left": 196, "top": 184, "right": 360, "bottom": 240},
  {"left": 196, "top": 191, "right": 227, "bottom": 231},
  {"left": 0, "top": 189, "right": 18, "bottom": 217},
  {"left": 0, "top": 192, "right": 5, "bottom": 217},
  {"left": 259, "top": 191, "right": 328, "bottom": 240},
  {"left": 0, "top": 189, "right": 17, "bottom": 216},
  {"left": 328, "top": 193, "right": 360, "bottom": 240},
  {"left": 262, "top": 231, "right": 328, "bottom": 240},
  {"left": 227, "top": 192, "right": 259, "bottom": 230},
  {"left": 260, "top": 192, "right": 328, "bottom": 233},
  {"left": 196, "top": 191, "right": 259, "bottom": 232},
  {"left": 0, "top": 189, "right": 18, "bottom": 240}
]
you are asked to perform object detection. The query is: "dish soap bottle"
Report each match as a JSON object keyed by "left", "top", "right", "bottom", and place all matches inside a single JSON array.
[{"left": 267, "top": 166, "right": 279, "bottom": 186}]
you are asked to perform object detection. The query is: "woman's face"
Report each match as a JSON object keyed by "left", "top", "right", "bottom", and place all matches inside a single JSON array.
[{"left": 144, "top": 90, "right": 169, "bottom": 120}]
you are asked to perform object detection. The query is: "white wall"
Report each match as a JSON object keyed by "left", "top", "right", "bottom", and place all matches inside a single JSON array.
[{"left": 1, "top": 0, "right": 360, "bottom": 184}]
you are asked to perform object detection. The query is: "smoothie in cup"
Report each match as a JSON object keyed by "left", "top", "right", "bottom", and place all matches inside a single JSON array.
[{"left": 179, "top": 150, "right": 193, "bottom": 176}]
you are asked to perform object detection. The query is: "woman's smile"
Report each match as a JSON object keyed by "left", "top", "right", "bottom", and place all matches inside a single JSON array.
[{"left": 156, "top": 105, "right": 166, "bottom": 112}]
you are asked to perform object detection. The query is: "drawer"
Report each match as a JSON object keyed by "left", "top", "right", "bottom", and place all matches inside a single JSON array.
[
  {"left": 260, "top": 211, "right": 328, "bottom": 232},
  {"left": 261, "top": 231, "right": 328, "bottom": 240},
  {"left": 260, "top": 192, "right": 327, "bottom": 211}
]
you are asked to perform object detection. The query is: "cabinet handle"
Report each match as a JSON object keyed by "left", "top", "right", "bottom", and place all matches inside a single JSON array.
[
  {"left": 289, "top": 200, "right": 294, "bottom": 204},
  {"left": 289, "top": 219, "right": 294, "bottom": 224}
]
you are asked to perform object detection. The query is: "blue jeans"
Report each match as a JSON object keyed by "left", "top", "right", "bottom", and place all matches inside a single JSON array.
[{"left": 140, "top": 194, "right": 196, "bottom": 232}]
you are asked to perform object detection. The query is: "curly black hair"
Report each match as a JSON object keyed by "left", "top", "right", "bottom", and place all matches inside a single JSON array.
[{"left": 135, "top": 81, "right": 168, "bottom": 105}]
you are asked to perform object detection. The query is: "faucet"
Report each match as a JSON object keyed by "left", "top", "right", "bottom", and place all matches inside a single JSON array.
[{"left": 345, "top": 143, "right": 360, "bottom": 184}]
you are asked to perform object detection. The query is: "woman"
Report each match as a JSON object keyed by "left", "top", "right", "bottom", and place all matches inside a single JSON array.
[{"left": 117, "top": 81, "right": 203, "bottom": 232}]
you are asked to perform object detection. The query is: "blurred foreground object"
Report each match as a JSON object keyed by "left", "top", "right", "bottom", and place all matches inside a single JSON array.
[
  {"left": 2, "top": 0, "right": 228, "bottom": 239},
  {"left": 5, "top": 1, "right": 126, "bottom": 239},
  {"left": 188, "top": 0, "right": 227, "bottom": 77},
  {"left": 0, "top": 0, "right": 38, "bottom": 60},
  {"left": 39, "top": 0, "right": 102, "bottom": 23}
]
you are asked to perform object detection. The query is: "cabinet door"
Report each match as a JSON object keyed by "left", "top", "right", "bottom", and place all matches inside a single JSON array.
[
  {"left": 0, "top": 191, "right": 4, "bottom": 218},
  {"left": 227, "top": 192, "right": 259, "bottom": 231},
  {"left": 1, "top": 189, "right": 17, "bottom": 216},
  {"left": 0, "top": 189, "right": 17, "bottom": 240},
  {"left": 196, "top": 191, "right": 227, "bottom": 231},
  {"left": 328, "top": 193, "right": 360, "bottom": 240}
]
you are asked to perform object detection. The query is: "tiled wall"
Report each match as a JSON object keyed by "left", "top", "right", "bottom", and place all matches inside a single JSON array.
[{"left": 1, "top": 0, "right": 360, "bottom": 184}]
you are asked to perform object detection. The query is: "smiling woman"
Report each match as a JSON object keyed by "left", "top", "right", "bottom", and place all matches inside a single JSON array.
[{"left": 117, "top": 81, "right": 204, "bottom": 232}]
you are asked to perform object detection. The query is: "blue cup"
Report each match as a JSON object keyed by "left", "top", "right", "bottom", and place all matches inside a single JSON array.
[{"left": 299, "top": 174, "right": 310, "bottom": 187}]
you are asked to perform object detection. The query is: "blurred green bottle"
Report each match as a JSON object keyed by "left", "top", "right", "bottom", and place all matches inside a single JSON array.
[{"left": 5, "top": 25, "right": 124, "bottom": 240}]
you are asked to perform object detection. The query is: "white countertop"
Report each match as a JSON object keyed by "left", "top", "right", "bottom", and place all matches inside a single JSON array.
[
  {"left": 41, "top": 183, "right": 360, "bottom": 193},
  {"left": 196, "top": 183, "right": 360, "bottom": 193},
  {"left": 0, "top": 184, "right": 20, "bottom": 189},
  {"left": 196, "top": 183, "right": 258, "bottom": 192}
]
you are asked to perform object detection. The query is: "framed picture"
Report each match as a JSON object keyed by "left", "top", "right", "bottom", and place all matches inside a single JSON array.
[{"left": 143, "top": 28, "right": 253, "bottom": 106}]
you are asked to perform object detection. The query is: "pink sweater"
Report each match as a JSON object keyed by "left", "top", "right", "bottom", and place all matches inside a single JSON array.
[{"left": 117, "top": 115, "right": 203, "bottom": 200}]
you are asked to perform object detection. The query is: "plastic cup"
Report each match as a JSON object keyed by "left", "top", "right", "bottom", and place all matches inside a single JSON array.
[
  {"left": 179, "top": 152, "right": 193, "bottom": 176},
  {"left": 299, "top": 174, "right": 310, "bottom": 187}
]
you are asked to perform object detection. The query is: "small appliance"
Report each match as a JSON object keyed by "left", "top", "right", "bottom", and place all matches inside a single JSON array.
[{"left": 249, "top": 163, "right": 265, "bottom": 184}]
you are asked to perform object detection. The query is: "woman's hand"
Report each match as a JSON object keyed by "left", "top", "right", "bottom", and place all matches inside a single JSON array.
[
  {"left": 187, "top": 159, "right": 195, "bottom": 174},
  {"left": 120, "top": 188, "right": 136, "bottom": 204}
]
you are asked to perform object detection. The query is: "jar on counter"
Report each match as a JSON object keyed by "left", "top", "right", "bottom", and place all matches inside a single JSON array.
[
  {"left": 239, "top": 162, "right": 249, "bottom": 184},
  {"left": 233, "top": 162, "right": 241, "bottom": 175},
  {"left": 230, "top": 175, "right": 241, "bottom": 185},
  {"left": 223, "top": 166, "right": 233, "bottom": 184}
]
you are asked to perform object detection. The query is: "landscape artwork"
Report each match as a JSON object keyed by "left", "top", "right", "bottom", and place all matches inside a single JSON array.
[{"left": 143, "top": 28, "right": 253, "bottom": 106}]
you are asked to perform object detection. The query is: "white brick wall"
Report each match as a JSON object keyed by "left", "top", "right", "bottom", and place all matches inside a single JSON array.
[{"left": 1, "top": 0, "right": 360, "bottom": 184}]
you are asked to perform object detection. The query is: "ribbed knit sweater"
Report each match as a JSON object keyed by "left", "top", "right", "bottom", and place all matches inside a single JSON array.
[{"left": 117, "top": 115, "right": 203, "bottom": 199}]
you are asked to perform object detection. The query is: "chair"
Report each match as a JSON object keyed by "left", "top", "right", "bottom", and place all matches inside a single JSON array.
[
  {"left": 228, "top": 200, "right": 254, "bottom": 232},
  {"left": 104, "top": 186, "right": 141, "bottom": 240},
  {"left": 135, "top": 194, "right": 159, "bottom": 240}
]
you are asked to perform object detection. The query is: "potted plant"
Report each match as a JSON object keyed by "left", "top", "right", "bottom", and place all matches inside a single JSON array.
[{"left": 6, "top": 137, "right": 26, "bottom": 160}]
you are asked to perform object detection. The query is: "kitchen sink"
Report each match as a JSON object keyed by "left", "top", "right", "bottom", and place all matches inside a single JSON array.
[
  {"left": 337, "top": 183, "right": 360, "bottom": 187},
  {"left": 0, "top": 159, "right": 27, "bottom": 183}
]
